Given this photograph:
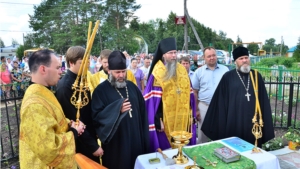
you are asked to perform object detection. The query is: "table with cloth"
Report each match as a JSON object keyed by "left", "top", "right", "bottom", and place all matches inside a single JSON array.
[{"left": 134, "top": 137, "right": 280, "bottom": 169}]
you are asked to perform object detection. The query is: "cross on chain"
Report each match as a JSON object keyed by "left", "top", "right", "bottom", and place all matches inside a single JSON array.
[{"left": 245, "top": 92, "right": 251, "bottom": 101}]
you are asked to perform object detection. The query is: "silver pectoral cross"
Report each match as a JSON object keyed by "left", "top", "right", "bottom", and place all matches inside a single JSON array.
[
  {"left": 245, "top": 92, "right": 251, "bottom": 101},
  {"left": 129, "top": 109, "right": 132, "bottom": 118}
]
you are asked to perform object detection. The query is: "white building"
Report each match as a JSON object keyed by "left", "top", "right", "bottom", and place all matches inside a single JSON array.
[
  {"left": 286, "top": 46, "right": 297, "bottom": 57},
  {"left": 0, "top": 45, "right": 20, "bottom": 59}
]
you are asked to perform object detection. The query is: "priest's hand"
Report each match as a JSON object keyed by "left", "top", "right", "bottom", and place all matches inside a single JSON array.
[
  {"left": 196, "top": 110, "right": 201, "bottom": 121},
  {"left": 121, "top": 99, "right": 131, "bottom": 113},
  {"left": 70, "top": 120, "right": 85, "bottom": 136},
  {"left": 93, "top": 147, "right": 104, "bottom": 157}
]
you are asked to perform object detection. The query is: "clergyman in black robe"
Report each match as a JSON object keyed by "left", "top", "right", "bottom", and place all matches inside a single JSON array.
[
  {"left": 56, "top": 46, "right": 102, "bottom": 163},
  {"left": 91, "top": 51, "right": 149, "bottom": 169},
  {"left": 201, "top": 46, "right": 275, "bottom": 147}
]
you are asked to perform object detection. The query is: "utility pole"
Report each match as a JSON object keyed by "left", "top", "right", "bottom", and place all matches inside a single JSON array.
[
  {"left": 184, "top": 0, "right": 188, "bottom": 54},
  {"left": 22, "top": 33, "right": 25, "bottom": 46},
  {"left": 184, "top": 0, "right": 204, "bottom": 51},
  {"left": 280, "top": 36, "right": 283, "bottom": 56}
]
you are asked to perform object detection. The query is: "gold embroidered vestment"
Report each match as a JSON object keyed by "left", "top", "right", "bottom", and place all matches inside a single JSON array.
[
  {"left": 19, "top": 84, "right": 77, "bottom": 169},
  {"left": 152, "top": 61, "right": 192, "bottom": 143}
]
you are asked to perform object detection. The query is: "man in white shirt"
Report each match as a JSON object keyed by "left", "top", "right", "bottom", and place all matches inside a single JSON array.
[
  {"left": 140, "top": 57, "right": 151, "bottom": 86},
  {"left": 136, "top": 56, "right": 143, "bottom": 68}
]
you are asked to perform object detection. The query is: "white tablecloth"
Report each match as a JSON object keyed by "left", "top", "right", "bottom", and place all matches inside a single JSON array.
[{"left": 134, "top": 137, "right": 280, "bottom": 169}]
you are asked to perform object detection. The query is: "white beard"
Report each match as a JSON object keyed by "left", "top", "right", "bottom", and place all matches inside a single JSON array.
[
  {"left": 240, "top": 65, "right": 251, "bottom": 73},
  {"left": 163, "top": 60, "right": 177, "bottom": 81}
]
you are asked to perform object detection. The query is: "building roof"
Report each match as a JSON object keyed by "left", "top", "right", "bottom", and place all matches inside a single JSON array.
[{"left": 287, "top": 46, "right": 297, "bottom": 52}]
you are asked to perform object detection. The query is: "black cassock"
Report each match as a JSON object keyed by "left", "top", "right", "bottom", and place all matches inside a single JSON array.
[
  {"left": 201, "top": 69, "right": 275, "bottom": 147},
  {"left": 91, "top": 80, "right": 149, "bottom": 169},
  {"left": 56, "top": 70, "right": 99, "bottom": 162}
]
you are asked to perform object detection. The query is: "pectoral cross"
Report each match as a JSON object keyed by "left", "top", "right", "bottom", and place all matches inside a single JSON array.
[
  {"left": 176, "top": 88, "right": 181, "bottom": 94},
  {"left": 245, "top": 92, "right": 251, "bottom": 101},
  {"left": 129, "top": 109, "right": 132, "bottom": 118}
]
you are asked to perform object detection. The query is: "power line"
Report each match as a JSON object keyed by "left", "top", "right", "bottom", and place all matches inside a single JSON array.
[
  {"left": 0, "top": 2, "right": 38, "bottom": 5},
  {"left": 0, "top": 30, "right": 34, "bottom": 33},
  {"left": 0, "top": 1, "right": 103, "bottom": 7}
]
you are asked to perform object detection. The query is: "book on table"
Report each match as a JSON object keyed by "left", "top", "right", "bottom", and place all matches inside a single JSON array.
[{"left": 214, "top": 146, "right": 241, "bottom": 163}]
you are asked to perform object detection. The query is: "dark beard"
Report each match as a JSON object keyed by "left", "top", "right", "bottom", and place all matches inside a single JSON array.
[
  {"left": 109, "top": 73, "right": 127, "bottom": 88},
  {"left": 163, "top": 60, "right": 177, "bottom": 81}
]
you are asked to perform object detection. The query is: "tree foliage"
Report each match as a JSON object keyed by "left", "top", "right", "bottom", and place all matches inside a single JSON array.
[
  {"left": 27, "top": 0, "right": 289, "bottom": 56},
  {"left": 23, "top": 33, "right": 36, "bottom": 50},
  {"left": 247, "top": 43, "right": 260, "bottom": 55},
  {"left": 0, "top": 37, "right": 4, "bottom": 47},
  {"left": 16, "top": 45, "right": 25, "bottom": 59},
  {"left": 12, "top": 38, "right": 19, "bottom": 45},
  {"left": 28, "top": 0, "right": 104, "bottom": 54},
  {"left": 104, "top": 0, "right": 140, "bottom": 30},
  {"left": 263, "top": 38, "right": 288, "bottom": 55},
  {"left": 293, "top": 37, "right": 300, "bottom": 62}
]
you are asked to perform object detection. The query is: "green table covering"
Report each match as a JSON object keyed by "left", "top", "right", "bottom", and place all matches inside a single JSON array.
[{"left": 183, "top": 142, "right": 256, "bottom": 169}]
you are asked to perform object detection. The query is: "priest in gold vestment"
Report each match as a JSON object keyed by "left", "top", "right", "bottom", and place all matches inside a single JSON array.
[
  {"left": 87, "top": 49, "right": 136, "bottom": 94},
  {"left": 19, "top": 49, "right": 85, "bottom": 169},
  {"left": 144, "top": 37, "right": 197, "bottom": 152}
]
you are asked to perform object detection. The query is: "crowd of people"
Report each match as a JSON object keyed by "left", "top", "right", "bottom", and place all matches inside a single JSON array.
[
  {"left": 14, "top": 37, "right": 275, "bottom": 169},
  {"left": 0, "top": 56, "right": 31, "bottom": 103}
]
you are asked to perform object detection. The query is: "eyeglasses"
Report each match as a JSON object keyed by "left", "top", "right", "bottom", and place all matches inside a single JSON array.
[{"left": 166, "top": 51, "right": 177, "bottom": 55}]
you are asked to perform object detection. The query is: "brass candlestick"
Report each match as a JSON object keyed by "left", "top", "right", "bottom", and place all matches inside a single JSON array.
[
  {"left": 71, "top": 20, "right": 100, "bottom": 126},
  {"left": 170, "top": 131, "right": 192, "bottom": 164}
]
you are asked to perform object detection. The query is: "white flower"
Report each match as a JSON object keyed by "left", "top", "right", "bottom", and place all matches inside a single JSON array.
[
  {"left": 296, "top": 139, "right": 299, "bottom": 143},
  {"left": 279, "top": 143, "right": 282, "bottom": 146},
  {"left": 3, "top": 152, "right": 8, "bottom": 158},
  {"left": 266, "top": 144, "right": 270, "bottom": 148}
]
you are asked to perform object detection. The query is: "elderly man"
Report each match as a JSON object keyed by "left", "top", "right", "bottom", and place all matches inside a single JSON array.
[
  {"left": 19, "top": 49, "right": 85, "bottom": 168},
  {"left": 191, "top": 47, "right": 229, "bottom": 143},
  {"left": 91, "top": 51, "right": 149, "bottom": 169},
  {"left": 144, "top": 37, "right": 197, "bottom": 152},
  {"left": 201, "top": 46, "right": 275, "bottom": 147}
]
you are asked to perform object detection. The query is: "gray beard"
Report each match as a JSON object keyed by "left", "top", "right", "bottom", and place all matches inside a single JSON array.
[
  {"left": 238, "top": 65, "right": 251, "bottom": 73},
  {"left": 109, "top": 73, "right": 127, "bottom": 88},
  {"left": 163, "top": 60, "right": 177, "bottom": 81}
]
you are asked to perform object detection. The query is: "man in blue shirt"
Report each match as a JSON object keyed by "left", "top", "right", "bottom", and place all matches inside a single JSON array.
[
  {"left": 180, "top": 56, "right": 194, "bottom": 80},
  {"left": 191, "top": 47, "right": 229, "bottom": 143}
]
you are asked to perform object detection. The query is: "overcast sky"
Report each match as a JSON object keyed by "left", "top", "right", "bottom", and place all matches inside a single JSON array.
[{"left": 1, "top": 0, "right": 299, "bottom": 49}]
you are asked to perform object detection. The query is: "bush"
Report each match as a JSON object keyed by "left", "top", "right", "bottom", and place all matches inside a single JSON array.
[
  {"left": 284, "top": 126, "right": 300, "bottom": 143},
  {"left": 262, "top": 137, "right": 284, "bottom": 151},
  {"left": 278, "top": 57, "right": 294, "bottom": 68},
  {"left": 256, "top": 57, "right": 295, "bottom": 68},
  {"left": 256, "top": 58, "right": 277, "bottom": 67}
]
